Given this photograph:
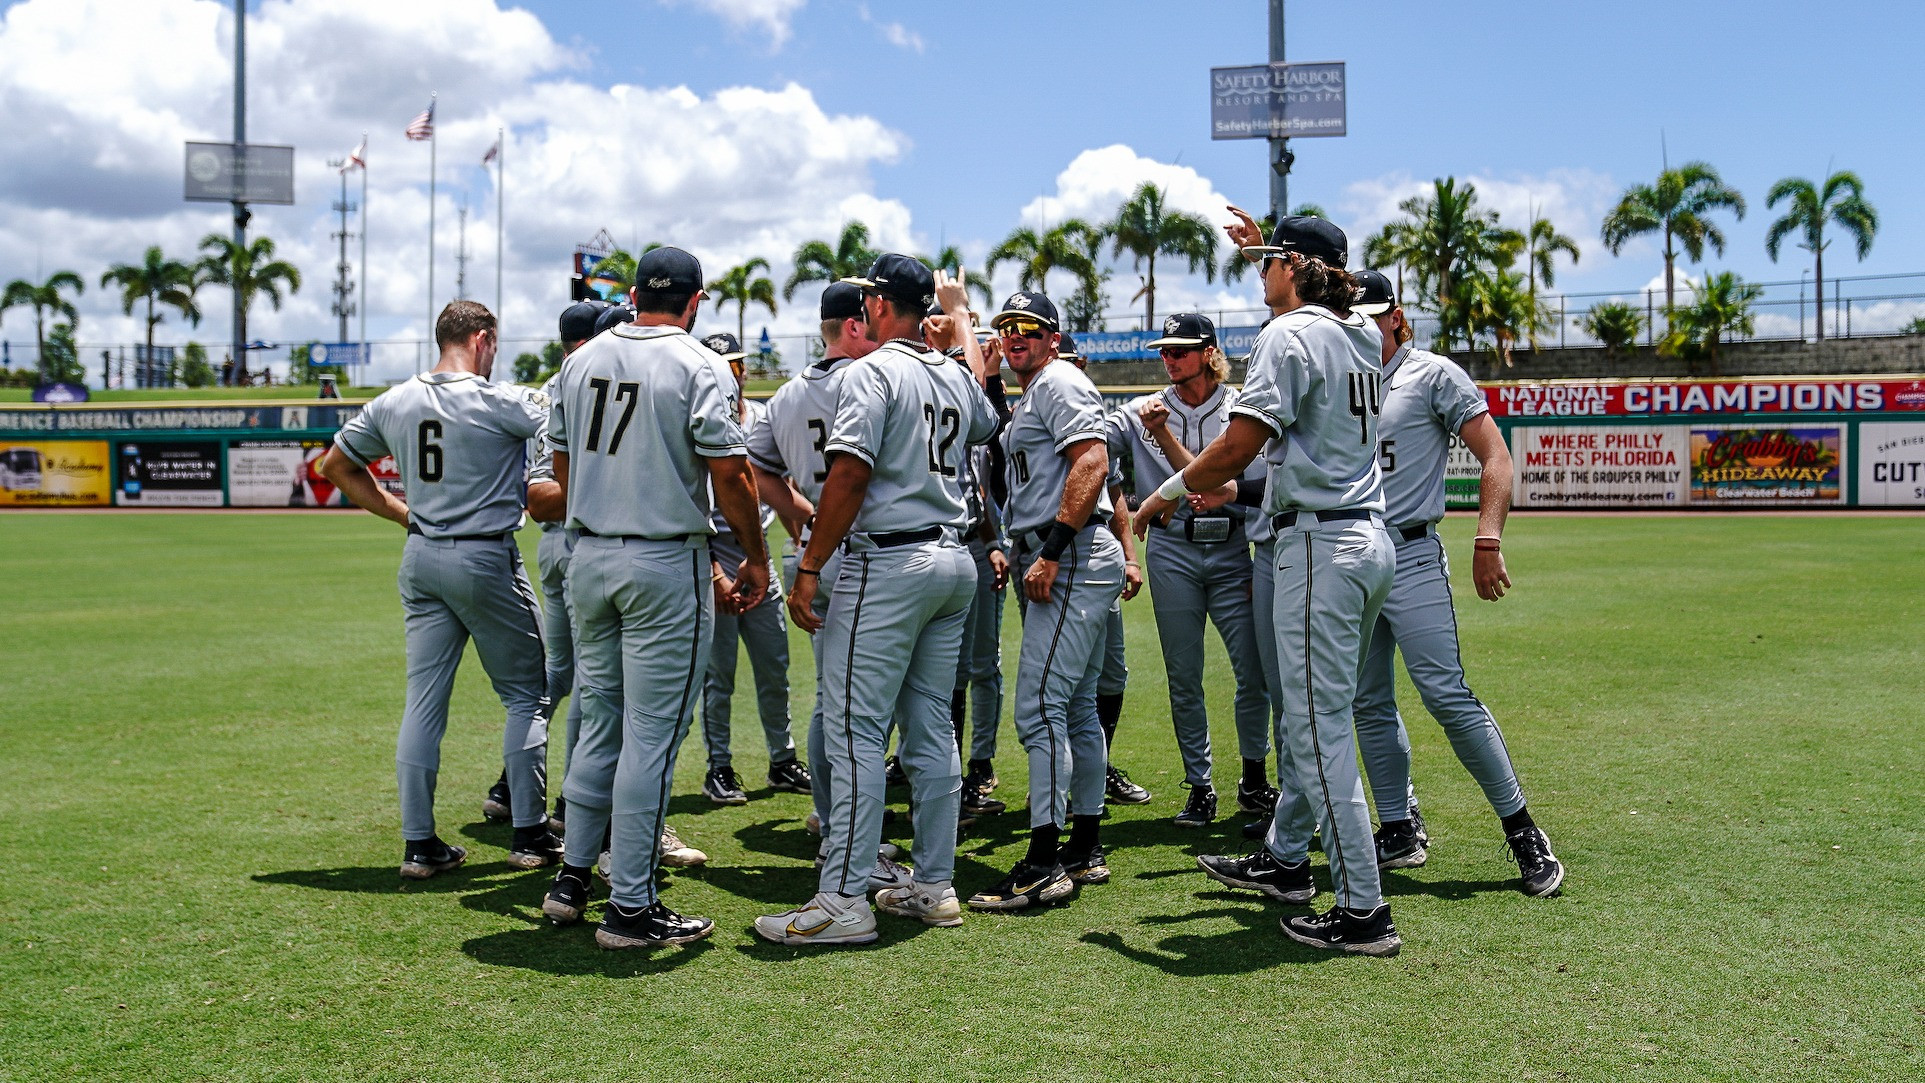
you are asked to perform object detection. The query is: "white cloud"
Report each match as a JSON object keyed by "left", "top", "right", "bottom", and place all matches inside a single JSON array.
[
  {"left": 668, "top": 0, "right": 806, "bottom": 48},
  {"left": 856, "top": 4, "right": 922, "bottom": 53},
  {"left": 1018, "top": 145, "right": 1237, "bottom": 235}
]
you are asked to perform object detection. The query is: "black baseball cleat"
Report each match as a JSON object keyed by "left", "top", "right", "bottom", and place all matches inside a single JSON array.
[
  {"left": 541, "top": 866, "right": 595, "bottom": 924},
  {"left": 967, "top": 860, "right": 1075, "bottom": 910},
  {"left": 595, "top": 901, "right": 715, "bottom": 949},
  {"left": 1174, "top": 783, "right": 1217, "bottom": 828},
  {"left": 1242, "top": 812, "right": 1272, "bottom": 839},
  {"left": 1375, "top": 819, "right": 1429, "bottom": 870},
  {"left": 1236, "top": 779, "right": 1281, "bottom": 815},
  {"left": 1410, "top": 805, "right": 1429, "bottom": 846},
  {"left": 1196, "top": 849, "right": 1317, "bottom": 904},
  {"left": 1281, "top": 904, "right": 1402, "bottom": 956},
  {"left": 481, "top": 775, "right": 511, "bottom": 823},
  {"left": 961, "top": 770, "right": 1007, "bottom": 816},
  {"left": 1105, "top": 765, "right": 1152, "bottom": 805},
  {"left": 1060, "top": 844, "right": 1111, "bottom": 885},
  {"left": 767, "top": 760, "right": 813, "bottom": 794},
  {"left": 702, "top": 765, "right": 748, "bottom": 806},
  {"left": 884, "top": 755, "right": 908, "bottom": 788},
  {"left": 550, "top": 796, "right": 568, "bottom": 835},
  {"left": 1506, "top": 826, "right": 1565, "bottom": 897},
  {"left": 400, "top": 837, "right": 467, "bottom": 880},
  {"left": 508, "top": 826, "right": 565, "bottom": 869}
]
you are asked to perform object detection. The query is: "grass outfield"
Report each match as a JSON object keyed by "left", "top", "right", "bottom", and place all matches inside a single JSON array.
[{"left": 1, "top": 513, "right": 1920, "bottom": 1082}]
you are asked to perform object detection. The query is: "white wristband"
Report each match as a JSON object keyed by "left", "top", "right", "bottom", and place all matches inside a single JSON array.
[{"left": 1155, "top": 472, "right": 1191, "bottom": 502}]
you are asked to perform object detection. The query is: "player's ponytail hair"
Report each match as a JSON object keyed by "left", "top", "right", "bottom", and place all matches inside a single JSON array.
[
  {"left": 1203, "top": 345, "right": 1230, "bottom": 383},
  {"left": 1287, "top": 253, "right": 1361, "bottom": 316}
]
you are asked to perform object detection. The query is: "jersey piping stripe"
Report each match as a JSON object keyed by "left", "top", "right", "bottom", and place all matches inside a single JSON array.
[
  {"left": 1030, "top": 536, "right": 1078, "bottom": 824},
  {"left": 641, "top": 548, "right": 707, "bottom": 905},
  {"left": 1431, "top": 536, "right": 1528, "bottom": 809},
  {"left": 1301, "top": 529, "right": 1351, "bottom": 911},
  {"left": 835, "top": 552, "right": 872, "bottom": 896}
]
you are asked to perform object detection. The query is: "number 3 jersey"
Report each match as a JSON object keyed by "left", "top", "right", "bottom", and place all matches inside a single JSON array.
[
  {"left": 334, "top": 370, "right": 549, "bottom": 538},
  {"left": 1229, "top": 304, "right": 1388, "bottom": 515},
  {"left": 825, "top": 340, "right": 998, "bottom": 536},
  {"left": 546, "top": 323, "right": 746, "bottom": 538}
]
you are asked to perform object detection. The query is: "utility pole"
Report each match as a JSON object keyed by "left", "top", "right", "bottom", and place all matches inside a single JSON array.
[
  {"left": 359, "top": 132, "right": 368, "bottom": 359},
  {"left": 494, "top": 126, "right": 503, "bottom": 360},
  {"left": 1267, "top": 0, "right": 1290, "bottom": 225},
  {"left": 230, "top": 0, "right": 249, "bottom": 385},
  {"left": 455, "top": 204, "right": 470, "bottom": 301},
  {"left": 328, "top": 161, "right": 357, "bottom": 344}
]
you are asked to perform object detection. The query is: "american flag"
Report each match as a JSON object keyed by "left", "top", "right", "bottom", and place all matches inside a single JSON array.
[
  {"left": 404, "top": 101, "right": 435, "bottom": 141},
  {"left": 339, "top": 135, "right": 367, "bottom": 174},
  {"left": 481, "top": 139, "right": 498, "bottom": 166}
]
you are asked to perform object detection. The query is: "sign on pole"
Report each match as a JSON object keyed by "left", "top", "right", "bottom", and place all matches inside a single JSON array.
[
  {"left": 306, "top": 343, "right": 368, "bottom": 367},
  {"left": 1210, "top": 61, "right": 1347, "bottom": 140},
  {"left": 184, "top": 142, "right": 296, "bottom": 204}
]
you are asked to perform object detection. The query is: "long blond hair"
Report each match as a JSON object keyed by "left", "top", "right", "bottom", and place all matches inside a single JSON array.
[{"left": 1203, "top": 344, "right": 1230, "bottom": 383}]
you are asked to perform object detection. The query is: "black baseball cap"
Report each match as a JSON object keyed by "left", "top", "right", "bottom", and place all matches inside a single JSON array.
[
  {"left": 634, "top": 246, "right": 705, "bottom": 296},
  {"left": 1058, "top": 333, "right": 1083, "bottom": 366},
  {"left": 1146, "top": 312, "right": 1217, "bottom": 349},
  {"left": 1353, "top": 269, "right": 1397, "bottom": 317},
  {"left": 559, "top": 300, "right": 608, "bottom": 343},
  {"left": 842, "top": 253, "right": 935, "bottom": 310},
  {"left": 700, "top": 332, "right": 748, "bottom": 362},
  {"left": 819, "top": 281, "right": 865, "bottom": 321},
  {"left": 990, "top": 291, "right": 1060, "bottom": 331},
  {"left": 1242, "top": 215, "right": 1348, "bottom": 269},
  {"left": 594, "top": 304, "right": 635, "bottom": 335}
]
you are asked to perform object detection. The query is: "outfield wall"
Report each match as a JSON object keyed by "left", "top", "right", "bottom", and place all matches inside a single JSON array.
[{"left": 3, "top": 376, "right": 1923, "bottom": 510}]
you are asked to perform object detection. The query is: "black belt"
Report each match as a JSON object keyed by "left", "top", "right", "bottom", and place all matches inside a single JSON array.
[
  {"left": 1269, "top": 508, "right": 1373, "bottom": 532},
  {"left": 407, "top": 522, "right": 510, "bottom": 542},
  {"left": 578, "top": 526, "right": 693, "bottom": 543},
  {"left": 1395, "top": 523, "right": 1432, "bottom": 543},
  {"left": 864, "top": 526, "right": 943, "bottom": 549}
]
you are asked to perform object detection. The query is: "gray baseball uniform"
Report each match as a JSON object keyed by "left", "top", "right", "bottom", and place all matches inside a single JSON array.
[
  {"left": 814, "top": 340, "right": 996, "bottom": 895},
  {"left": 1231, "top": 304, "right": 1396, "bottom": 914},
  {"left": 1352, "top": 345, "right": 1525, "bottom": 820},
  {"left": 528, "top": 375, "right": 583, "bottom": 786},
  {"left": 955, "top": 443, "right": 1006, "bottom": 762},
  {"left": 1004, "top": 360, "right": 1125, "bottom": 828},
  {"left": 1097, "top": 464, "right": 1129, "bottom": 701},
  {"left": 546, "top": 323, "right": 745, "bottom": 909},
  {"left": 703, "top": 398, "right": 796, "bottom": 771},
  {"left": 1107, "top": 385, "right": 1270, "bottom": 786},
  {"left": 334, "top": 372, "right": 551, "bottom": 840}
]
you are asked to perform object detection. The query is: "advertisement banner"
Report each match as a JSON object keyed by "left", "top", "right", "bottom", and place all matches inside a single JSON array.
[
  {"left": 369, "top": 454, "right": 405, "bottom": 497},
  {"left": 1209, "top": 62, "right": 1347, "bottom": 140},
  {"left": 1854, "top": 422, "right": 1925, "bottom": 507},
  {"left": 229, "top": 440, "right": 350, "bottom": 507},
  {"left": 1077, "top": 325, "right": 1263, "bottom": 362},
  {"left": 1486, "top": 377, "right": 1925, "bottom": 418},
  {"left": 1512, "top": 425, "right": 1690, "bottom": 508},
  {"left": 1689, "top": 427, "right": 1844, "bottom": 505},
  {"left": 1444, "top": 434, "right": 1482, "bottom": 509},
  {"left": 115, "top": 440, "right": 224, "bottom": 506},
  {"left": 0, "top": 440, "right": 112, "bottom": 506}
]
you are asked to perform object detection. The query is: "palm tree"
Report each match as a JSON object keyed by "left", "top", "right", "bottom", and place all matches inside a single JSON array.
[
  {"left": 0, "top": 270, "right": 86, "bottom": 381},
  {"left": 986, "top": 221, "right": 1099, "bottom": 302},
  {"left": 1366, "top": 178, "right": 1522, "bottom": 322},
  {"left": 1457, "top": 268, "right": 1551, "bottom": 372},
  {"left": 1055, "top": 220, "right": 1112, "bottom": 332},
  {"left": 786, "top": 221, "right": 878, "bottom": 301},
  {"left": 1224, "top": 203, "right": 1326, "bottom": 282},
  {"left": 921, "top": 245, "right": 995, "bottom": 311},
  {"left": 1660, "top": 271, "right": 1761, "bottom": 376},
  {"left": 1579, "top": 301, "right": 1645, "bottom": 358},
  {"left": 707, "top": 258, "right": 778, "bottom": 351},
  {"left": 198, "top": 233, "right": 302, "bottom": 384},
  {"left": 1599, "top": 161, "right": 1746, "bottom": 319},
  {"left": 1107, "top": 183, "right": 1218, "bottom": 329},
  {"left": 101, "top": 247, "right": 201, "bottom": 368},
  {"left": 1524, "top": 214, "right": 1580, "bottom": 296},
  {"left": 1764, "top": 171, "right": 1877, "bottom": 343}
]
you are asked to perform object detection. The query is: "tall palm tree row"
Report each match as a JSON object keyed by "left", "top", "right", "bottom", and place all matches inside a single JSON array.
[
  {"left": 1108, "top": 183, "right": 1218, "bottom": 330},
  {"left": 1, "top": 270, "right": 86, "bottom": 380},
  {"left": 707, "top": 258, "right": 778, "bottom": 354},
  {"left": 1763, "top": 171, "right": 1877, "bottom": 343},
  {"left": 785, "top": 221, "right": 878, "bottom": 301},
  {"left": 1600, "top": 161, "right": 1746, "bottom": 318},
  {"left": 101, "top": 247, "right": 203, "bottom": 368},
  {"left": 987, "top": 221, "right": 1099, "bottom": 311},
  {"left": 198, "top": 233, "right": 302, "bottom": 384}
]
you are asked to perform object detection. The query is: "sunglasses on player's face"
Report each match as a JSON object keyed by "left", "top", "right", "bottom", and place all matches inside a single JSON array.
[
  {"left": 1159, "top": 346, "right": 1198, "bottom": 359},
  {"left": 999, "top": 319, "right": 1048, "bottom": 340}
]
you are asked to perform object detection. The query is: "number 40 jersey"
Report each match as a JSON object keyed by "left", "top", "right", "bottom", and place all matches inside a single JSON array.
[
  {"left": 824, "top": 341, "right": 998, "bottom": 536},
  {"left": 547, "top": 324, "right": 746, "bottom": 539},
  {"left": 335, "top": 370, "right": 549, "bottom": 538}
]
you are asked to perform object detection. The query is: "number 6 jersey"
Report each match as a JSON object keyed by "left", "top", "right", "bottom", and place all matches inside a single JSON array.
[
  {"left": 334, "top": 370, "right": 549, "bottom": 538},
  {"left": 825, "top": 340, "right": 998, "bottom": 536},
  {"left": 547, "top": 324, "right": 746, "bottom": 538},
  {"left": 1229, "top": 304, "right": 1388, "bottom": 515}
]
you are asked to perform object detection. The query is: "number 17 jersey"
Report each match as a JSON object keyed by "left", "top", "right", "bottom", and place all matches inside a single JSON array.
[
  {"left": 546, "top": 323, "right": 746, "bottom": 538},
  {"left": 825, "top": 341, "right": 998, "bottom": 536}
]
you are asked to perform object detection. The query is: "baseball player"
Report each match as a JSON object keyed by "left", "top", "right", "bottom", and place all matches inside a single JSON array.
[
  {"left": 695, "top": 331, "right": 811, "bottom": 806},
  {"left": 967, "top": 291, "right": 1126, "bottom": 911},
  {"left": 1139, "top": 216, "right": 1404, "bottom": 956},
  {"left": 1107, "top": 313, "right": 1277, "bottom": 827},
  {"left": 754, "top": 257, "right": 997, "bottom": 945},
  {"left": 1348, "top": 269, "right": 1563, "bottom": 896},
  {"left": 535, "top": 247, "right": 767, "bottom": 949},
  {"left": 317, "top": 301, "right": 554, "bottom": 879}
]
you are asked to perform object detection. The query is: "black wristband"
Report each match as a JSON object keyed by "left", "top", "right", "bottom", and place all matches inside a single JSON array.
[
  {"left": 1233, "top": 475, "right": 1267, "bottom": 509},
  {"left": 1037, "top": 519, "right": 1079, "bottom": 561},
  {"left": 795, "top": 567, "right": 820, "bottom": 579}
]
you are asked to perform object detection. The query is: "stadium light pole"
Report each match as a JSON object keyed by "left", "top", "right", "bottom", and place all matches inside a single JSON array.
[
  {"left": 231, "top": 0, "right": 248, "bottom": 385},
  {"left": 1268, "top": 0, "right": 1288, "bottom": 225}
]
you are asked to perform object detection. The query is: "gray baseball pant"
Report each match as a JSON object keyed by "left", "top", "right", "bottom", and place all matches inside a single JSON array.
[
  {"left": 955, "top": 536, "right": 1007, "bottom": 762},
  {"left": 703, "top": 538, "right": 796, "bottom": 769},
  {"left": 1253, "top": 538, "right": 1318, "bottom": 861},
  {"left": 535, "top": 527, "right": 584, "bottom": 779},
  {"left": 1097, "top": 603, "right": 1127, "bottom": 697},
  {"left": 561, "top": 534, "right": 712, "bottom": 909},
  {"left": 1012, "top": 528, "right": 1126, "bottom": 828},
  {"left": 395, "top": 534, "right": 549, "bottom": 839},
  {"left": 1145, "top": 524, "right": 1271, "bottom": 785},
  {"left": 1352, "top": 531, "right": 1526, "bottom": 819},
  {"left": 816, "top": 538, "right": 975, "bottom": 895},
  {"left": 803, "top": 547, "right": 844, "bottom": 838}
]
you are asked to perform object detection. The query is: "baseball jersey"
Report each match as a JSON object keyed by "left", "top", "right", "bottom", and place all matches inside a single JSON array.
[
  {"left": 527, "top": 372, "right": 564, "bottom": 531},
  {"left": 1378, "top": 344, "right": 1488, "bottom": 527},
  {"left": 335, "top": 371, "right": 546, "bottom": 538},
  {"left": 825, "top": 340, "right": 998, "bottom": 535},
  {"left": 1002, "top": 359, "right": 1114, "bottom": 536},
  {"left": 711, "top": 398, "right": 777, "bottom": 536},
  {"left": 746, "top": 354, "right": 857, "bottom": 505},
  {"left": 1106, "top": 382, "right": 1263, "bottom": 525},
  {"left": 546, "top": 323, "right": 746, "bottom": 537},
  {"left": 1229, "top": 304, "right": 1387, "bottom": 515}
]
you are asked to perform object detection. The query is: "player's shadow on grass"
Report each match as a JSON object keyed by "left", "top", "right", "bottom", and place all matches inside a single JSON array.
[
  {"left": 697, "top": 862, "right": 824, "bottom": 906},
  {"left": 1380, "top": 870, "right": 1517, "bottom": 901},
  {"left": 463, "top": 926, "right": 714, "bottom": 976},
  {"left": 730, "top": 816, "right": 818, "bottom": 863},
  {"left": 1079, "top": 900, "right": 1350, "bottom": 975}
]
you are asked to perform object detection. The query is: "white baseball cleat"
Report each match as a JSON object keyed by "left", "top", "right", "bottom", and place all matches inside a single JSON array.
[
  {"left": 867, "top": 855, "right": 915, "bottom": 892},
  {"left": 754, "top": 892, "right": 879, "bottom": 947},
  {"left": 875, "top": 880, "right": 964, "bottom": 927},
  {"left": 659, "top": 824, "right": 708, "bottom": 868}
]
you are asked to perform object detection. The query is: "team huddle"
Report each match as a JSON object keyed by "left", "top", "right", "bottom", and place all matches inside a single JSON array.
[{"left": 319, "top": 208, "right": 1564, "bottom": 959}]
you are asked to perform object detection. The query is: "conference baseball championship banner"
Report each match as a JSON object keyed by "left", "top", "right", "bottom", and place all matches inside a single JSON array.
[
  {"left": 115, "top": 440, "right": 224, "bottom": 506},
  {"left": 229, "top": 440, "right": 349, "bottom": 507},
  {"left": 1856, "top": 422, "right": 1925, "bottom": 507},
  {"left": 1486, "top": 377, "right": 1925, "bottom": 418},
  {"left": 1689, "top": 427, "right": 1844, "bottom": 505},
  {"left": 0, "top": 440, "right": 112, "bottom": 506},
  {"left": 1511, "top": 425, "right": 1690, "bottom": 508}
]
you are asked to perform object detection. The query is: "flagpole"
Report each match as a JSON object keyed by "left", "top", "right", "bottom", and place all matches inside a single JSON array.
[
  {"left": 495, "top": 125, "right": 504, "bottom": 377},
  {"left": 424, "top": 92, "right": 436, "bottom": 373},
  {"left": 359, "top": 132, "right": 368, "bottom": 369}
]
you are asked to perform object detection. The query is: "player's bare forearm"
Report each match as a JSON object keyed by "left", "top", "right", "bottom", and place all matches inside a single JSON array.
[
  {"left": 1148, "top": 426, "right": 1195, "bottom": 471},
  {"left": 526, "top": 480, "right": 565, "bottom": 523},
  {"left": 708, "top": 456, "right": 768, "bottom": 566},
  {"left": 1461, "top": 414, "right": 1512, "bottom": 540},
  {"left": 753, "top": 463, "right": 815, "bottom": 525},
  {"left": 1054, "top": 439, "right": 1108, "bottom": 526},
  {"left": 1132, "top": 416, "right": 1268, "bottom": 534},
  {"left": 799, "top": 454, "right": 873, "bottom": 574},
  {"left": 934, "top": 270, "right": 990, "bottom": 387},
  {"left": 319, "top": 446, "right": 409, "bottom": 527},
  {"left": 1108, "top": 483, "right": 1135, "bottom": 561}
]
